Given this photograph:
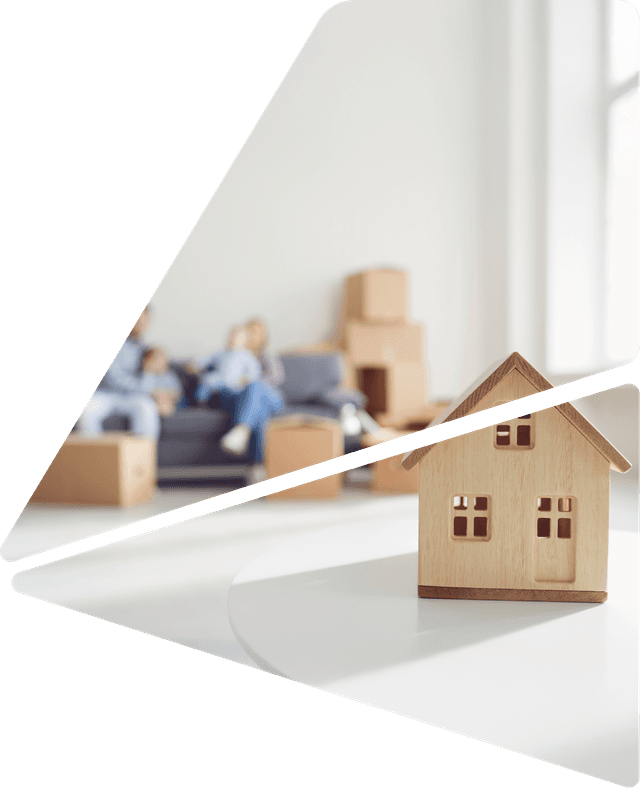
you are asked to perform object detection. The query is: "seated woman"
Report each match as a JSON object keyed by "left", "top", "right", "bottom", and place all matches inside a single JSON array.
[{"left": 191, "top": 320, "right": 284, "bottom": 463}]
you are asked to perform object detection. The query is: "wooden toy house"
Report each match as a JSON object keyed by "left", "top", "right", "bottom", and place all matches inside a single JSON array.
[{"left": 401, "top": 352, "right": 631, "bottom": 603}]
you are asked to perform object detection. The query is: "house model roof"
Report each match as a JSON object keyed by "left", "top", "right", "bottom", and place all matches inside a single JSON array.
[{"left": 401, "top": 352, "right": 632, "bottom": 474}]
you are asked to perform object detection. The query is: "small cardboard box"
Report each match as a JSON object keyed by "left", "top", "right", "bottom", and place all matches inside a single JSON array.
[
  {"left": 343, "top": 321, "right": 423, "bottom": 366},
  {"left": 344, "top": 268, "right": 408, "bottom": 324},
  {"left": 265, "top": 416, "right": 344, "bottom": 499},
  {"left": 361, "top": 429, "right": 419, "bottom": 494},
  {"left": 30, "top": 432, "right": 156, "bottom": 506},
  {"left": 358, "top": 361, "right": 428, "bottom": 419}
]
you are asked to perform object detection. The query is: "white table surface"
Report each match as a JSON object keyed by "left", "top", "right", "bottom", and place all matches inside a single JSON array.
[{"left": 229, "top": 518, "right": 638, "bottom": 785}]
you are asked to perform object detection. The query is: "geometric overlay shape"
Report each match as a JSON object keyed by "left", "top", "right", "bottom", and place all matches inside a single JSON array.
[
  {"left": 1, "top": 487, "right": 223, "bottom": 561},
  {"left": 12, "top": 493, "right": 421, "bottom": 664}
]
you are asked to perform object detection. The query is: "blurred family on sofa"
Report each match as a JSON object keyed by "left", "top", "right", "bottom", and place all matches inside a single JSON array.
[{"left": 79, "top": 307, "right": 289, "bottom": 463}]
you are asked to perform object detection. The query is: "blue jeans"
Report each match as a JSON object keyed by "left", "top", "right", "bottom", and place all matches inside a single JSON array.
[
  {"left": 216, "top": 380, "right": 283, "bottom": 463},
  {"left": 79, "top": 390, "right": 161, "bottom": 439}
]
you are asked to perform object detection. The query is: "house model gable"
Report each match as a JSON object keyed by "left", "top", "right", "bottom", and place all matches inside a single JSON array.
[
  {"left": 402, "top": 352, "right": 631, "bottom": 603},
  {"left": 402, "top": 352, "right": 631, "bottom": 473}
]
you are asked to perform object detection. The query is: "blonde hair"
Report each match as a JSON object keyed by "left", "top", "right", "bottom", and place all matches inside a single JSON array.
[{"left": 246, "top": 318, "right": 268, "bottom": 353}]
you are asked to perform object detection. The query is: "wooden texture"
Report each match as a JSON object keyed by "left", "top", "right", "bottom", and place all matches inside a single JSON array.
[
  {"left": 265, "top": 417, "right": 344, "bottom": 500},
  {"left": 402, "top": 351, "right": 631, "bottom": 473},
  {"left": 418, "top": 586, "right": 607, "bottom": 603},
  {"left": 30, "top": 432, "right": 156, "bottom": 506},
  {"left": 361, "top": 430, "right": 419, "bottom": 493},
  {"left": 417, "top": 370, "right": 611, "bottom": 593}
]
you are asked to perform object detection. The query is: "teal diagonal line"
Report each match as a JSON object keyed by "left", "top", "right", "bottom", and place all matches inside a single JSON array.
[{"left": 7, "top": 356, "right": 640, "bottom": 569}]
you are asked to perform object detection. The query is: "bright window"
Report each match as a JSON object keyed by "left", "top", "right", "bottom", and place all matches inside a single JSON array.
[
  {"left": 604, "top": 0, "right": 639, "bottom": 364},
  {"left": 545, "top": 1, "right": 638, "bottom": 374}
]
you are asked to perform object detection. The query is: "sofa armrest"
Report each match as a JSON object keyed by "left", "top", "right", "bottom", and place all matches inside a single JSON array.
[{"left": 315, "top": 386, "right": 366, "bottom": 410}]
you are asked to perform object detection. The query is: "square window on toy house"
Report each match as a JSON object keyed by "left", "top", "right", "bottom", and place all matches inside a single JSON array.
[
  {"left": 493, "top": 406, "right": 535, "bottom": 450},
  {"left": 451, "top": 495, "right": 491, "bottom": 540},
  {"left": 535, "top": 496, "right": 576, "bottom": 540}
]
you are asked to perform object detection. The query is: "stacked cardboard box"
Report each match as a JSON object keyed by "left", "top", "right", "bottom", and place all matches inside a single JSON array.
[
  {"left": 339, "top": 268, "right": 431, "bottom": 425},
  {"left": 264, "top": 416, "right": 344, "bottom": 500}
]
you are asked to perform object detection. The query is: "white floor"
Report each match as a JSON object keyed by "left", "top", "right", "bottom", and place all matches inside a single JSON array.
[
  {"left": 10, "top": 478, "right": 637, "bottom": 660},
  {"left": 9, "top": 478, "right": 638, "bottom": 656},
  {"left": 1, "top": 485, "right": 236, "bottom": 561},
  {"left": 9, "top": 476, "right": 638, "bottom": 783},
  {"left": 228, "top": 515, "right": 637, "bottom": 785}
]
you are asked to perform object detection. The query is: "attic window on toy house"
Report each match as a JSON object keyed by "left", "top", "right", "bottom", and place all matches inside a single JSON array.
[{"left": 494, "top": 409, "right": 534, "bottom": 450}]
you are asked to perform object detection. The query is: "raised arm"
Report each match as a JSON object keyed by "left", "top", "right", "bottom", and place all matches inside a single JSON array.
[
  {"left": 101, "top": 341, "right": 146, "bottom": 394},
  {"left": 196, "top": 351, "right": 224, "bottom": 371}
]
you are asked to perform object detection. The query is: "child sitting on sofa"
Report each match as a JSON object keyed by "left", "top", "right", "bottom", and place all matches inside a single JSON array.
[{"left": 141, "top": 347, "right": 183, "bottom": 417}]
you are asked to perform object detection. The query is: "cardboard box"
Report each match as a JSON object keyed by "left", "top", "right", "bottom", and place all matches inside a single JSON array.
[
  {"left": 376, "top": 401, "right": 450, "bottom": 429},
  {"left": 344, "top": 268, "right": 408, "bottom": 324},
  {"left": 265, "top": 416, "right": 344, "bottom": 500},
  {"left": 361, "top": 429, "right": 419, "bottom": 494},
  {"left": 30, "top": 432, "right": 156, "bottom": 506},
  {"left": 343, "top": 321, "right": 423, "bottom": 366},
  {"left": 281, "top": 341, "right": 340, "bottom": 355},
  {"left": 358, "top": 361, "right": 428, "bottom": 419}
]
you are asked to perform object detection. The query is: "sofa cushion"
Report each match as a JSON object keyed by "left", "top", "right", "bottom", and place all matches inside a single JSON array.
[
  {"left": 170, "top": 362, "right": 200, "bottom": 406},
  {"left": 103, "top": 406, "right": 230, "bottom": 439},
  {"left": 280, "top": 354, "right": 344, "bottom": 404},
  {"left": 157, "top": 437, "right": 247, "bottom": 467},
  {"left": 161, "top": 407, "right": 231, "bottom": 437},
  {"left": 279, "top": 403, "right": 342, "bottom": 421},
  {"left": 315, "top": 386, "right": 366, "bottom": 410}
]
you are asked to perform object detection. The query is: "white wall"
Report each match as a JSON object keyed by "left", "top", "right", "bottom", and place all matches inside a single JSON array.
[
  {"left": 146, "top": 0, "right": 635, "bottom": 400},
  {"left": 147, "top": 0, "right": 489, "bottom": 399},
  {"left": 572, "top": 385, "right": 638, "bottom": 497}
]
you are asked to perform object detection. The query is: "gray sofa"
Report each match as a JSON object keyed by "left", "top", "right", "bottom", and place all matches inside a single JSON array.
[{"left": 103, "top": 352, "right": 365, "bottom": 484}]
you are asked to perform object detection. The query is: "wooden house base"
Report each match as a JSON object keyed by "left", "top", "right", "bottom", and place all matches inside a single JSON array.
[{"left": 418, "top": 585, "right": 607, "bottom": 603}]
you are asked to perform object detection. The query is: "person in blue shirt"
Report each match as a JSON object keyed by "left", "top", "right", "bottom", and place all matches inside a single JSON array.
[
  {"left": 191, "top": 320, "right": 284, "bottom": 461},
  {"left": 78, "top": 306, "right": 164, "bottom": 439},
  {"left": 193, "top": 325, "right": 262, "bottom": 403}
]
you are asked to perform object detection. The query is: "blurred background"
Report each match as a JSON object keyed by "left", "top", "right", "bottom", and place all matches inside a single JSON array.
[
  {"left": 141, "top": 0, "right": 638, "bottom": 501},
  {"left": 6, "top": 0, "right": 637, "bottom": 558},
  {"left": 147, "top": 0, "right": 638, "bottom": 395}
]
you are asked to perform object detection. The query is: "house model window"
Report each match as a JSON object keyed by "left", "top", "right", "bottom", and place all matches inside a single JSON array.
[
  {"left": 536, "top": 496, "right": 575, "bottom": 539},
  {"left": 494, "top": 406, "right": 534, "bottom": 450},
  {"left": 452, "top": 495, "right": 491, "bottom": 540}
]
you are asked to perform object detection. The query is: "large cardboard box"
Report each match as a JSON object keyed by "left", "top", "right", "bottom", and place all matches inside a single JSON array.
[
  {"left": 376, "top": 401, "right": 450, "bottom": 429},
  {"left": 344, "top": 268, "right": 408, "bottom": 324},
  {"left": 361, "top": 429, "right": 419, "bottom": 494},
  {"left": 343, "top": 321, "right": 423, "bottom": 366},
  {"left": 31, "top": 433, "right": 156, "bottom": 506},
  {"left": 358, "top": 361, "right": 428, "bottom": 419},
  {"left": 265, "top": 416, "right": 344, "bottom": 500}
]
